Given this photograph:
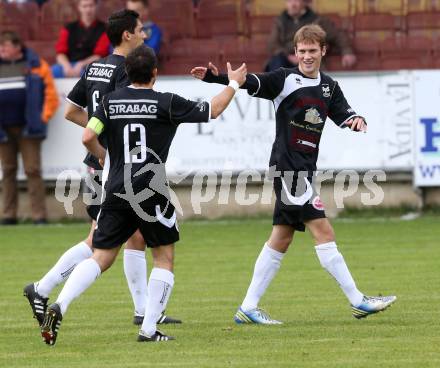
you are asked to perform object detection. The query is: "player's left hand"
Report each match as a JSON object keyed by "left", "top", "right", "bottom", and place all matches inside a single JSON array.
[
  {"left": 99, "top": 158, "right": 105, "bottom": 168},
  {"left": 190, "top": 62, "right": 219, "bottom": 80},
  {"left": 345, "top": 116, "right": 367, "bottom": 132}
]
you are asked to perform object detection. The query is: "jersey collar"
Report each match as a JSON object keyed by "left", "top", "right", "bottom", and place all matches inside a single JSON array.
[{"left": 128, "top": 85, "right": 153, "bottom": 90}]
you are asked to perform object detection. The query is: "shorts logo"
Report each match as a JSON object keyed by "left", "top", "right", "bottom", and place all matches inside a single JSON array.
[
  {"left": 156, "top": 205, "right": 177, "bottom": 228},
  {"left": 281, "top": 177, "right": 313, "bottom": 205},
  {"left": 322, "top": 84, "right": 330, "bottom": 98},
  {"left": 312, "top": 196, "right": 325, "bottom": 211}
]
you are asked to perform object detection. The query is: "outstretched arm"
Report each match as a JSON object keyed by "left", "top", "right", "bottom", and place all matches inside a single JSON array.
[
  {"left": 210, "top": 62, "right": 247, "bottom": 118},
  {"left": 170, "top": 62, "right": 247, "bottom": 124},
  {"left": 191, "top": 62, "right": 285, "bottom": 100},
  {"left": 191, "top": 62, "right": 259, "bottom": 92},
  {"left": 191, "top": 62, "right": 223, "bottom": 82}
]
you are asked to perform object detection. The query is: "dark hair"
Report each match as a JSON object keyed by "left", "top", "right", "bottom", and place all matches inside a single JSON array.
[
  {"left": 126, "top": 45, "right": 158, "bottom": 84},
  {"left": 0, "top": 31, "right": 24, "bottom": 48},
  {"left": 107, "top": 9, "right": 139, "bottom": 47}
]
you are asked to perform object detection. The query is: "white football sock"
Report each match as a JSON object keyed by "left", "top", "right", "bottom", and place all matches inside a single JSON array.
[
  {"left": 56, "top": 258, "right": 101, "bottom": 315},
  {"left": 140, "top": 268, "right": 174, "bottom": 336},
  {"left": 123, "top": 249, "right": 147, "bottom": 316},
  {"left": 315, "top": 241, "right": 364, "bottom": 306},
  {"left": 241, "top": 243, "right": 285, "bottom": 312},
  {"left": 36, "top": 241, "right": 93, "bottom": 298}
]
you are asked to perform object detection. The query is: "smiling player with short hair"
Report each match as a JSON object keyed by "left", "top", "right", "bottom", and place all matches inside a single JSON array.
[{"left": 191, "top": 24, "right": 396, "bottom": 324}]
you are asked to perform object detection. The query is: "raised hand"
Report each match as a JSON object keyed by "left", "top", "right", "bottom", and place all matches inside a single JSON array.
[
  {"left": 227, "top": 62, "right": 247, "bottom": 87},
  {"left": 190, "top": 62, "right": 219, "bottom": 80},
  {"left": 345, "top": 116, "right": 367, "bottom": 132}
]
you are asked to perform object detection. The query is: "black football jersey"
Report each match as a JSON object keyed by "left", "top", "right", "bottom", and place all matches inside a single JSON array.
[
  {"left": 67, "top": 54, "right": 129, "bottom": 169},
  {"left": 92, "top": 86, "right": 211, "bottom": 209},
  {"left": 205, "top": 67, "right": 361, "bottom": 174}
]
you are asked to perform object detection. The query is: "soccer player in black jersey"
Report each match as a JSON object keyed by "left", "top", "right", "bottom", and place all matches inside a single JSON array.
[
  {"left": 191, "top": 25, "right": 396, "bottom": 324},
  {"left": 39, "top": 44, "right": 247, "bottom": 344},
  {"left": 23, "top": 10, "right": 179, "bottom": 333}
]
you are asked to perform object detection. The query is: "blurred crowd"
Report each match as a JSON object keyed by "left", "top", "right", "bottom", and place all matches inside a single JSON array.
[
  {"left": 2, "top": 0, "right": 355, "bottom": 77},
  {"left": 2, "top": 0, "right": 163, "bottom": 78},
  {"left": 0, "top": 0, "right": 354, "bottom": 225}
]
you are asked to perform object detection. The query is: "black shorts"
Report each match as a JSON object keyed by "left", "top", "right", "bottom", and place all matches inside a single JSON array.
[
  {"left": 272, "top": 176, "right": 326, "bottom": 232},
  {"left": 87, "top": 203, "right": 100, "bottom": 221},
  {"left": 84, "top": 168, "right": 102, "bottom": 221},
  {"left": 93, "top": 201, "right": 179, "bottom": 249}
]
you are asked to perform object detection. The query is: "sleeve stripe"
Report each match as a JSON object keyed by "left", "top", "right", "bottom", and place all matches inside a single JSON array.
[
  {"left": 66, "top": 97, "right": 86, "bottom": 109},
  {"left": 207, "top": 102, "right": 212, "bottom": 122},
  {"left": 87, "top": 117, "right": 105, "bottom": 135},
  {"left": 250, "top": 74, "right": 261, "bottom": 96},
  {"left": 340, "top": 114, "right": 359, "bottom": 127}
]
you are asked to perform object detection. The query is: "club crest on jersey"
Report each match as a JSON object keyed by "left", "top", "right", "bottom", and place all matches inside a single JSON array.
[
  {"left": 322, "top": 84, "right": 330, "bottom": 98},
  {"left": 295, "top": 77, "right": 302, "bottom": 85},
  {"left": 304, "top": 108, "right": 323, "bottom": 125},
  {"left": 312, "top": 196, "right": 325, "bottom": 211}
]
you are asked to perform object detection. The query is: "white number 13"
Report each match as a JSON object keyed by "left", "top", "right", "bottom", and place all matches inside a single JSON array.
[{"left": 124, "top": 124, "right": 147, "bottom": 163}]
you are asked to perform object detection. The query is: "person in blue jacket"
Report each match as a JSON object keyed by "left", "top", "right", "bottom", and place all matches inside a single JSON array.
[
  {"left": 0, "top": 31, "right": 59, "bottom": 225},
  {"left": 126, "top": 0, "right": 162, "bottom": 55}
]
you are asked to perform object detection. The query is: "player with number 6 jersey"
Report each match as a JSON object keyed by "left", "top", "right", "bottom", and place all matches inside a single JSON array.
[
  {"left": 67, "top": 52, "right": 129, "bottom": 170},
  {"left": 191, "top": 24, "right": 396, "bottom": 325}
]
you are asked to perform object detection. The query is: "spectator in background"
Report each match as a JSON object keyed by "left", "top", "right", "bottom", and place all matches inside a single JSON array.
[
  {"left": 126, "top": 0, "right": 162, "bottom": 55},
  {"left": 266, "top": 0, "right": 356, "bottom": 71},
  {"left": 52, "top": 0, "right": 110, "bottom": 78},
  {"left": 0, "top": 31, "right": 59, "bottom": 225}
]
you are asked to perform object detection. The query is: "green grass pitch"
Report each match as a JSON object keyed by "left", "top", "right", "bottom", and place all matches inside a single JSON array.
[{"left": 1, "top": 216, "right": 439, "bottom": 367}]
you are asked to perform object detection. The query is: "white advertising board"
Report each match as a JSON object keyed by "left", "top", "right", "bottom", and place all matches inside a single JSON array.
[
  {"left": 414, "top": 71, "right": 440, "bottom": 187},
  {"left": 0, "top": 71, "right": 420, "bottom": 180}
]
